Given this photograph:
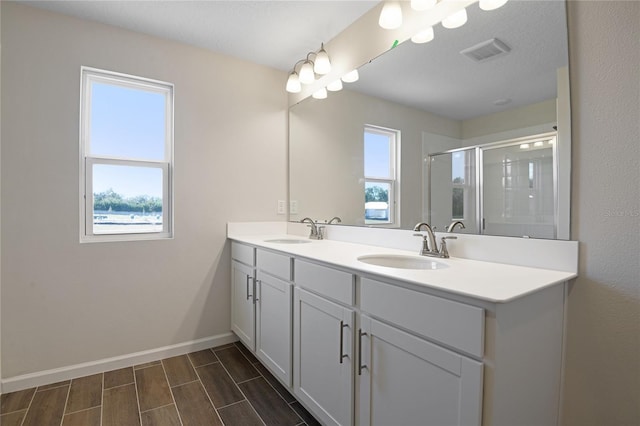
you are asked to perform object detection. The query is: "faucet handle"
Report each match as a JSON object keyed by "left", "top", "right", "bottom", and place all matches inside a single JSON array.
[
  {"left": 317, "top": 226, "right": 325, "bottom": 240},
  {"left": 438, "top": 236, "right": 457, "bottom": 258},
  {"left": 413, "top": 233, "right": 427, "bottom": 238}
]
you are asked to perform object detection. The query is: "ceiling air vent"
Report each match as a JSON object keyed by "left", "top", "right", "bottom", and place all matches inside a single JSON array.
[{"left": 460, "top": 38, "right": 511, "bottom": 62}]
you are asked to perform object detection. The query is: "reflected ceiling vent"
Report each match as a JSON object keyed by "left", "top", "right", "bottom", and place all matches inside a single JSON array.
[{"left": 461, "top": 38, "right": 511, "bottom": 62}]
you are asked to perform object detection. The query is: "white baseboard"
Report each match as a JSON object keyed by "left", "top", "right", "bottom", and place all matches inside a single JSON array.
[{"left": 1, "top": 332, "right": 238, "bottom": 394}]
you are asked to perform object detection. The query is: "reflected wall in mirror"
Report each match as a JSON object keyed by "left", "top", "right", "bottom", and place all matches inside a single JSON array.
[{"left": 289, "top": 0, "right": 570, "bottom": 239}]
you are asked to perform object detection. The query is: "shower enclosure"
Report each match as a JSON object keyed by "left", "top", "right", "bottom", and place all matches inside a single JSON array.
[{"left": 427, "top": 133, "right": 557, "bottom": 239}]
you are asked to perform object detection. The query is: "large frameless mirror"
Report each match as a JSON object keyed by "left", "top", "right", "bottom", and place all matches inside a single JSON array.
[{"left": 289, "top": 0, "right": 571, "bottom": 239}]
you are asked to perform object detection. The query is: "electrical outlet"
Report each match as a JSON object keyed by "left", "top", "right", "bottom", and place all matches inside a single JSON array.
[
  {"left": 277, "top": 200, "right": 286, "bottom": 215},
  {"left": 290, "top": 200, "right": 298, "bottom": 215}
]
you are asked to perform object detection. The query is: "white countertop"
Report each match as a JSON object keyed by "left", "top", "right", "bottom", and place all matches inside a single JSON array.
[{"left": 228, "top": 233, "right": 577, "bottom": 303}]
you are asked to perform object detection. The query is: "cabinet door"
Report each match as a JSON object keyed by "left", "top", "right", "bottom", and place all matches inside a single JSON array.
[
  {"left": 256, "top": 272, "right": 293, "bottom": 387},
  {"left": 231, "top": 261, "right": 255, "bottom": 350},
  {"left": 294, "top": 288, "right": 354, "bottom": 426},
  {"left": 358, "top": 316, "right": 483, "bottom": 426}
]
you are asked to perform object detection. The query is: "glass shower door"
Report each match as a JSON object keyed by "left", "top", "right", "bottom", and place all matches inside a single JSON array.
[
  {"left": 481, "top": 138, "right": 556, "bottom": 238},
  {"left": 427, "top": 148, "right": 478, "bottom": 233}
]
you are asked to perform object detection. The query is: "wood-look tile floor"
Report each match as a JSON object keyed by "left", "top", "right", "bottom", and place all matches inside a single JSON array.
[{"left": 0, "top": 342, "right": 321, "bottom": 426}]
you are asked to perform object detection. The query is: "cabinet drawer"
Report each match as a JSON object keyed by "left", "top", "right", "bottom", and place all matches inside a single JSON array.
[
  {"left": 256, "top": 249, "right": 292, "bottom": 281},
  {"left": 294, "top": 260, "right": 354, "bottom": 306},
  {"left": 231, "top": 242, "right": 255, "bottom": 266},
  {"left": 361, "top": 278, "right": 484, "bottom": 358}
]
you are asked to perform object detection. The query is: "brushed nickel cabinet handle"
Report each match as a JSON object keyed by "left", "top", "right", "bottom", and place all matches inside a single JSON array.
[
  {"left": 245, "top": 275, "right": 252, "bottom": 300},
  {"left": 339, "top": 320, "right": 348, "bottom": 364},
  {"left": 253, "top": 279, "right": 260, "bottom": 304},
  {"left": 358, "top": 328, "right": 367, "bottom": 375}
]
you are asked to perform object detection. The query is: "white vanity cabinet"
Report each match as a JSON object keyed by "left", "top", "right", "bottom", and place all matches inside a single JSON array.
[
  {"left": 229, "top": 237, "right": 571, "bottom": 426},
  {"left": 358, "top": 277, "right": 484, "bottom": 426},
  {"left": 255, "top": 249, "right": 293, "bottom": 386},
  {"left": 231, "top": 242, "right": 294, "bottom": 386},
  {"left": 293, "top": 260, "right": 356, "bottom": 426},
  {"left": 230, "top": 243, "right": 256, "bottom": 350}
]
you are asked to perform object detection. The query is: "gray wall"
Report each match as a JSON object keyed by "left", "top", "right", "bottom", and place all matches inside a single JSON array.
[
  {"left": 563, "top": 1, "right": 640, "bottom": 425},
  {"left": 1, "top": 3, "right": 287, "bottom": 378}
]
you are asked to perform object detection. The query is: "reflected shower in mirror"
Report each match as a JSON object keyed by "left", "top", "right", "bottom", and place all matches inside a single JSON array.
[
  {"left": 427, "top": 133, "right": 557, "bottom": 238},
  {"left": 289, "top": 0, "right": 570, "bottom": 239}
]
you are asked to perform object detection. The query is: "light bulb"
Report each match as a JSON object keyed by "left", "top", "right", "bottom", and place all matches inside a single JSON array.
[
  {"left": 379, "top": 1, "right": 402, "bottom": 30},
  {"left": 411, "top": 27, "right": 435, "bottom": 44},
  {"left": 285, "top": 72, "right": 301, "bottom": 93},
  {"left": 314, "top": 44, "right": 331, "bottom": 75},
  {"left": 520, "top": 144, "right": 530, "bottom": 150},
  {"left": 442, "top": 8, "right": 467, "bottom": 29},
  {"left": 327, "top": 79, "right": 343, "bottom": 92},
  {"left": 312, "top": 88, "right": 328, "bottom": 99},
  {"left": 479, "top": 0, "right": 508, "bottom": 11},
  {"left": 411, "top": 0, "right": 437, "bottom": 11},
  {"left": 341, "top": 69, "right": 359, "bottom": 83},
  {"left": 299, "top": 60, "right": 315, "bottom": 84}
]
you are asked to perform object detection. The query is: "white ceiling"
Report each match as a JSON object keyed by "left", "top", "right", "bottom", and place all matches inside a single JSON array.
[
  {"left": 22, "top": 0, "right": 568, "bottom": 120},
  {"left": 22, "top": 0, "right": 379, "bottom": 71},
  {"left": 349, "top": 0, "right": 569, "bottom": 120}
]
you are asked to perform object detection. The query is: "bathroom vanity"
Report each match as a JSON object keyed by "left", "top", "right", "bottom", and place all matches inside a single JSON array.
[{"left": 228, "top": 223, "right": 577, "bottom": 426}]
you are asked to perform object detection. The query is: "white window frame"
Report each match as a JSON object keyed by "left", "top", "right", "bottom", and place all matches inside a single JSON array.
[
  {"left": 79, "top": 67, "right": 174, "bottom": 242},
  {"left": 364, "top": 125, "right": 401, "bottom": 227}
]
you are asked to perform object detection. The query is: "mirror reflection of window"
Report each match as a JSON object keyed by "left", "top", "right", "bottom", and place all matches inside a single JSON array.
[
  {"left": 364, "top": 126, "right": 400, "bottom": 226},
  {"left": 428, "top": 148, "right": 477, "bottom": 233}
]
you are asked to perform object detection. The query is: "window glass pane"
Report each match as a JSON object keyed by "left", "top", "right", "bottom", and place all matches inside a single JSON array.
[
  {"left": 452, "top": 151, "right": 465, "bottom": 184},
  {"left": 92, "top": 164, "right": 163, "bottom": 234},
  {"left": 90, "top": 82, "right": 166, "bottom": 160},
  {"left": 364, "top": 131, "right": 391, "bottom": 178},
  {"left": 364, "top": 181, "right": 391, "bottom": 223},
  {"left": 452, "top": 188, "right": 464, "bottom": 219}
]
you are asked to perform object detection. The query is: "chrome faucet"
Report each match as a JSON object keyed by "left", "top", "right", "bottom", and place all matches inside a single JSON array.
[
  {"left": 446, "top": 220, "right": 466, "bottom": 233},
  {"left": 413, "top": 222, "right": 438, "bottom": 253},
  {"left": 413, "top": 222, "right": 456, "bottom": 258},
  {"left": 327, "top": 216, "right": 342, "bottom": 225},
  {"left": 300, "top": 217, "right": 323, "bottom": 240}
]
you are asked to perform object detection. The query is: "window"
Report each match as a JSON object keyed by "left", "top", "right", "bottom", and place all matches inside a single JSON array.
[
  {"left": 451, "top": 151, "right": 466, "bottom": 220},
  {"left": 364, "top": 125, "right": 400, "bottom": 226},
  {"left": 80, "top": 67, "right": 173, "bottom": 242}
]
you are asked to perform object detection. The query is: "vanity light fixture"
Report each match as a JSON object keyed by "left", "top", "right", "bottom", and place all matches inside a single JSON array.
[
  {"left": 285, "top": 44, "right": 333, "bottom": 93},
  {"left": 285, "top": 72, "right": 302, "bottom": 93},
  {"left": 442, "top": 7, "right": 468, "bottom": 29},
  {"left": 313, "top": 43, "right": 332, "bottom": 75},
  {"left": 312, "top": 87, "right": 328, "bottom": 99},
  {"left": 341, "top": 69, "right": 360, "bottom": 83},
  {"left": 379, "top": 1, "right": 403, "bottom": 29},
  {"left": 327, "top": 79, "right": 343, "bottom": 92},
  {"left": 411, "top": 0, "right": 437, "bottom": 11},
  {"left": 412, "top": 26, "right": 435, "bottom": 44},
  {"left": 299, "top": 60, "right": 315, "bottom": 84},
  {"left": 479, "top": 0, "right": 509, "bottom": 11}
]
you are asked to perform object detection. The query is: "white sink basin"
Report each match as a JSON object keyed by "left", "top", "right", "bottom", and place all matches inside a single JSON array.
[
  {"left": 264, "top": 238, "right": 311, "bottom": 244},
  {"left": 357, "top": 254, "right": 448, "bottom": 270}
]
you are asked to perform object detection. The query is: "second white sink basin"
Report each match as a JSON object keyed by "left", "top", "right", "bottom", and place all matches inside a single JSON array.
[
  {"left": 264, "top": 238, "right": 311, "bottom": 244},
  {"left": 357, "top": 254, "right": 448, "bottom": 270}
]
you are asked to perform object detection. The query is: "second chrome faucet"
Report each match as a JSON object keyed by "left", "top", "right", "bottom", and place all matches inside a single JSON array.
[{"left": 413, "top": 222, "right": 457, "bottom": 258}]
